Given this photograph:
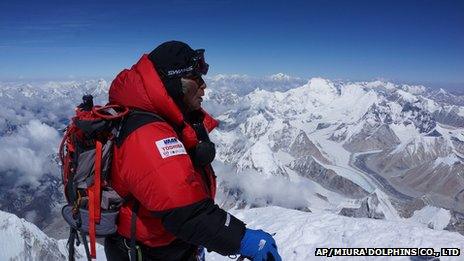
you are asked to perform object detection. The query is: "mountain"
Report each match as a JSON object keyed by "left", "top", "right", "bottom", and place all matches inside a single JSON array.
[
  {"left": 0, "top": 210, "right": 104, "bottom": 261},
  {"left": 206, "top": 73, "right": 306, "bottom": 96},
  {"left": 206, "top": 77, "right": 464, "bottom": 232},
  {"left": 2, "top": 208, "right": 463, "bottom": 261},
  {"left": 427, "top": 88, "right": 464, "bottom": 107}
]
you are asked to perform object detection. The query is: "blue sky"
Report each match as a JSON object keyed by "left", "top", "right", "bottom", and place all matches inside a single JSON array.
[{"left": 0, "top": 0, "right": 463, "bottom": 89}]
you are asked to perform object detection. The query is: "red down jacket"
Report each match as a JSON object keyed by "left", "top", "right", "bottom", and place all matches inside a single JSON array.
[{"left": 109, "top": 55, "right": 218, "bottom": 247}]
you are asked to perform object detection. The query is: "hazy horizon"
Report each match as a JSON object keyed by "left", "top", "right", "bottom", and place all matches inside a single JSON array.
[{"left": 1, "top": 73, "right": 462, "bottom": 95}]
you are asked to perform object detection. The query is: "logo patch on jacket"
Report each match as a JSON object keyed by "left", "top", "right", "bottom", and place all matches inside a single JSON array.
[{"left": 155, "top": 137, "right": 187, "bottom": 158}]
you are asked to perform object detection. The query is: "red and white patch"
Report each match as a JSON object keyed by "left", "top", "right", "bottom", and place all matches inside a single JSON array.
[{"left": 155, "top": 137, "right": 187, "bottom": 159}]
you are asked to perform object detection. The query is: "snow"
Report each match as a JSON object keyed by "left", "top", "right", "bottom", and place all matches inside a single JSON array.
[
  {"left": 58, "top": 240, "right": 106, "bottom": 261},
  {"left": 3, "top": 206, "right": 463, "bottom": 261},
  {"left": 338, "top": 84, "right": 379, "bottom": 122},
  {"left": 0, "top": 210, "right": 55, "bottom": 260},
  {"left": 434, "top": 154, "right": 461, "bottom": 167},
  {"left": 390, "top": 134, "right": 444, "bottom": 156},
  {"left": 238, "top": 140, "right": 278, "bottom": 177},
  {"left": 408, "top": 206, "right": 452, "bottom": 230},
  {"left": 390, "top": 122, "right": 420, "bottom": 144},
  {"left": 274, "top": 150, "right": 295, "bottom": 166},
  {"left": 269, "top": 73, "right": 293, "bottom": 81},
  {"left": 305, "top": 77, "right": 338, "bottom": 104},
  {"left": 371, "top": 188, "right": 401, "bottom": 220},
  {"left": 397, "top": 89, "right": 418, "bottom": 103},
  {"left": 439, "top": 88, "right": 448, "bottom": 95},
  {"left": 239, "top": 113, "right": 269, "bottom": 140},
  {"left": 205, "top": 74, "right": 306, "bottom": 95},
  {"left": 421, "top": 96, "right": 441, "bottom": 113},
  {"left": 207, "top": 206, "right": 464, "bottom": 261},
  {"left": 0, "top": 210, "right": 105, "bottom": 261},
  {"left": 401, "top": 84, "right": 426, "bottom": 95},
  {"left": 365, "top": 80, "right": 394, "bottom": 90}
]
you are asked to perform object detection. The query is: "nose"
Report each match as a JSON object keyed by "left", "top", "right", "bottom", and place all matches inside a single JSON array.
[{"left": 198, "top": 83, "right": 206, "bottom": 96}]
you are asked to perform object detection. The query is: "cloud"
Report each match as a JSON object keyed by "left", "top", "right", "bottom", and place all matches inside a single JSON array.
[
  {"left": 213, "top": 161, "right": 313, "bottom": 209},
  {"left": 0, "top": 120, "right": 60, "bottom": 186},
  {"left": 0, "top": 79, "right": 110, "bottom": 188}
]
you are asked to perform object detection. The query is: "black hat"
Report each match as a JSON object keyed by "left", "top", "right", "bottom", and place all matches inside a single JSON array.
[{"left": 148, "top": 41, "right": 196, "bottom": 102}]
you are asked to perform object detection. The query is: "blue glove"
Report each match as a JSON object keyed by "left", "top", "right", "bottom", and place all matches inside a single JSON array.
[{"left": 239, "top": 228, "right": 282, "bottom": 261}]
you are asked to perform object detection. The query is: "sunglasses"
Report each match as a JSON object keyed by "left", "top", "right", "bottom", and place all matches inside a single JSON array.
[{"left": 183, "top": 74, "right": 205, "bottom": 87}]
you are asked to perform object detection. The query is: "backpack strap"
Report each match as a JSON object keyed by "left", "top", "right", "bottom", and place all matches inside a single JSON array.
[
  {"left": 115, "top": 110, "right": 168, "bottom": 261},
  {"left": 67, "top": 228, "right": 77, "bottom": 261},
  {"left": 129, "top": 201, "right": 140, "bottom": 261},
  {"left": 115, "top": 110, "right": 166, "bottom": 147},
  {"left": 87, "top": 140, "right": 103, "bottom": 259}
]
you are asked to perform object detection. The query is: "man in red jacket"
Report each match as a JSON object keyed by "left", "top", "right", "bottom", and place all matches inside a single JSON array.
[{"left": 105, "top": 41, "right": 281, "bottom": 261}]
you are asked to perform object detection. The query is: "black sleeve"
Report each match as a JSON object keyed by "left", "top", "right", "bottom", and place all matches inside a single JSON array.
[{"left": 152, "top": 199, "right": 246, "bottom": 256}]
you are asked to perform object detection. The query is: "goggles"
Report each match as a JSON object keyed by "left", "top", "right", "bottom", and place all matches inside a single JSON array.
[
  {"left": 192, "top": 49, "right": 209, "bottom": 76},
  {"left": 162, "top": 49, "right": 209, "bottom": 79}
]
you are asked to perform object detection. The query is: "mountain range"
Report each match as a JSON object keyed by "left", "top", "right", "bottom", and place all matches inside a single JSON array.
[
  {"left": 0, "top": 74, "right": 463, "bottom": 259},
  {"left": 206, "top": 76, "right": 463, "bottom": 232}
]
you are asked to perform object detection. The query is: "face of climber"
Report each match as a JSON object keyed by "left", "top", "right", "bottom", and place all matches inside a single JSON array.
[{"left": 181, "top": 75, "right": 206, "bottom": 112}]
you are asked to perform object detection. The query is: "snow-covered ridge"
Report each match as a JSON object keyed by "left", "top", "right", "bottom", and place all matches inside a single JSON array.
[
  {"left": 205, "top": 73, "right": 307, "bottom": 95},
  {"left": 207, "top": 206, "right": 464, "bottom": 261},
  {"left": 1, "top": 207, "right": 463, "bottom": 261},
  {"left": 0, "top": 210, "right": 104, "bottom": 261}
]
